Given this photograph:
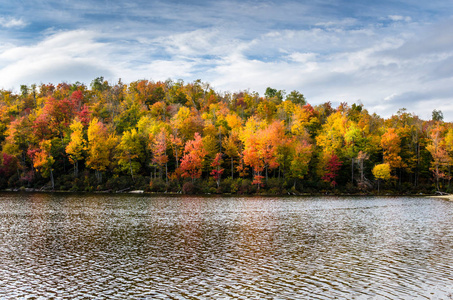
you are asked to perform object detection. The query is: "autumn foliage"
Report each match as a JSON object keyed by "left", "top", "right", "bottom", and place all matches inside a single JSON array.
[{"left": 0, "top": 78, "right": 450, "bottom": 194}]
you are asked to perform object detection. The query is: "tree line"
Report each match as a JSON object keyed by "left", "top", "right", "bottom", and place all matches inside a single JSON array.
[{"left": 0, "top": 78, "right": 450, "bottom": 194}]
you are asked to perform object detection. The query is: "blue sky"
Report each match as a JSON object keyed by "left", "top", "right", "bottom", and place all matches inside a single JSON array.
[{"left": 1, "top": 0, "right": 453, "bottom": 119}]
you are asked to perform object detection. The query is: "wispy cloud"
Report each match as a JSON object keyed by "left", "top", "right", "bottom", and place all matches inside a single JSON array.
[
  {"left": 388, "top": 15, "right": 412, "bottom": 22},
  {"left": 0, "top": 17, "right": 27, "bottom": 28},
  {"left": 0, "top": 30, "right": 112, "bottom": 88}
]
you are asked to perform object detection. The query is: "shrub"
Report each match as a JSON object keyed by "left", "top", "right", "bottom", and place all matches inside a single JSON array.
[
  {"left": 219, "top": 178, "right": 231, "bottom": 193},
  {"left": 149, "top": 178, "right": 167, "bottom": 193},
  {"left": 265, "top": 178, "right": 284, "bottom": 193},
  {"left": 133, "top": 175, "right": 148, "bottom": 190},
  {"left": 182, "top": 181, "right": 198, "bottom": 194}
]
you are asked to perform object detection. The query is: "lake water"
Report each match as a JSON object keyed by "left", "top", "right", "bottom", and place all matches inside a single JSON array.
[{"left": 0, "top": 193, "right": 452, "bottom": 299}]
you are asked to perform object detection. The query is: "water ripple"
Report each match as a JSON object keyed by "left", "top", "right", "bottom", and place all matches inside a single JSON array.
[{"left": 0, "top": 194, "right": 453, "bottom": 299}]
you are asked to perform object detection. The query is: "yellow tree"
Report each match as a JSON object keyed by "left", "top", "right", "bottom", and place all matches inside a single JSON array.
[
  {"left": 117, "top": 128, "right": 143, "bottom": 180},
  {"left": 372, "top": 163, "right": 391, "bottom": 193},
  {"left": 289, "top": 136, "right": 313, "bottom": 188},
  {"left": 65, "top": 119, "right": 86, "bottom": 177},
  {"left": 444, "top": 127, "right": 453, "bottom": 187},
  {"left": 222, "top": 131, "right": 241, "bottom": 179},
  {"left": 171, "top": 106, "right": 204, "bottom": 142},
  {"left": 86, "top": 117, "right": 118, "bottom": 183},
  {"left": 315, "top": 111, "right": 347, "bottom": 180},
  {"left": 426, "top": 124, "right": 450, "bottom": 191}
]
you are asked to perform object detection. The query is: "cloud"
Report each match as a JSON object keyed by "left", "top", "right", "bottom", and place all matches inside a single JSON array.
[
  {"left": 1, "top": 1, "right": 453, "bottom": 121},
  {"left": 388, "top": 15, "right": 412, "bottom": 22},
  {"left": 0, "top": 17, "right": 27, "bottom": 28},
  {"left": 0, "top": 30, "right": 113, "bottom": 90}
]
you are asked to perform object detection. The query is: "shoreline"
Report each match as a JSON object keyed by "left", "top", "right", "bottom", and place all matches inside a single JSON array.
[
  {"left": 0, "top": 188, "right": 447, "bottom": 198},
  {"left": 429, "top": 194, "right": 453, "bottom": 201}
]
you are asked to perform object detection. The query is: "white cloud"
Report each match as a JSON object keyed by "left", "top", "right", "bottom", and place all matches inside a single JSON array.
[
  {"left": 0, "top": 30, "right": 113, "bottom": 90},
  {"left": 0, "top": 17, "right": 27, "bottom": 28},
  {"left": 315, "top": 18, "right": 358, "bottom": 28},
  {"left": 388, "top": 15, "right": 412, "bottom": 22}
]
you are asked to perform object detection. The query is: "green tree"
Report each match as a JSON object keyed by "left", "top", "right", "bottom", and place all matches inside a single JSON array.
[
  {"left": 432, "top": 109, "right": 443, "bottom": 122},
  {"left": 285, "top": 90, "right": 306, "bottom": 105}
]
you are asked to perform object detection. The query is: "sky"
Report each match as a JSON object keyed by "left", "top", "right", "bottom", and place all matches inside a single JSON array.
[{"left": 0, "top": 0, "right": 453, "bottom": 120}]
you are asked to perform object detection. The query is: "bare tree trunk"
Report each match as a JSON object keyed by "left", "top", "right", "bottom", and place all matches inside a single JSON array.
[
  {"left": 165, "top": 162, "right": 168, "bottom": 184},
  {"left": 129, "top": 157, "right": 134, "bottom": 180},
  {"left": 351, "top": 158, "right": 354, "bottom": 184},
  {"left": 50, "top": 169, "right": 55, "bottom": 190}
]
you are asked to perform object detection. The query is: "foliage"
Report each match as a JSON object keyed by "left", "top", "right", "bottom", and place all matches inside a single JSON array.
[
  {"left": 0, "top": 78, "right": 451, "bottom": 194},
  {"left": 372, "top": 163, "right": 391, "bottom": 193},
  {"left": 372, "top": 163, "right": 391, "bottom": 181},
  {"left": 321, "top": 154, "right": 342, "bottom": 188}
]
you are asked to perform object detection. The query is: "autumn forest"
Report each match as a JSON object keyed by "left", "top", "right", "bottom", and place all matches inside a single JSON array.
[{"left": 0, "top": 78, "right": 450, "bottom": 195}]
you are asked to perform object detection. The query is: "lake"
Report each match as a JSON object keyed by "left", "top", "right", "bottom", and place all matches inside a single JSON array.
[{"left": 0, "top": 193, "right": 452, "bottom": 299}]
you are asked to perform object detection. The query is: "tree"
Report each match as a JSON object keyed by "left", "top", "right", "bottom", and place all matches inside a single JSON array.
[
  {"left": 41, "top": 96, "right": 74, "bottom": 140},
  {"left": 356, "top": 151, "right": 370, "bottom": 188},
  {"left": 151, "top": 128, "right": 169, "bottom": 182},
  {"left": 65, "top": 119, "right": 86, "bottom": 177},
  {"left": 432, "top": 109, "right": 443, "bottom": 122},
  {"left": 426, "top": 124, "right": 450, "bottom": 191},
  {"left": 0, "top": 153, "right": 20, "bottom": 181},
  {"left": 117, "top": 128, "right": 143, "bottom": 180},
  {"left": 322, "top": 154, "right": 342, "bottom": 188},
  {"left": 171, "top": 106, "right": 204, "bottom": 141},
  {"left": 179, "top": 133, "right": 207, "bottom": 182},
  {"left": 210, "top": 153, "right": 224, "bottom": 189},
  {"left": 381, "top": 128, "right": 404, "bottom": 176},
  {"left": 261, "top": 121, "right": 285, "bottom": 181},
  {"left": 372, "top": 163, "right": 391, "bottom": 193},
  {"left": 265, "top": 87, "right": 285, "bottom": 103},
  {"left": 240, "top": 117, "right": 266, "bottom": 189},
  {"left": 170, "top": 133, "right": 184, "bottom": 169},
  {"left": 222, "top": 131, "right": 241, "bottom": 179},
  {"left": 86, "top": 117, "right": 118, "bottom": 183},
  {"left": 33, "top": 139, "right": 55, "bottom": 189},
  {"left": 289, "top": 137, "right": 313, "bottom": 187},
  {"left": 202, "top": 133, "right": 220, "bottom": 171},
  {"left": 285, "top": 90, "right": 306, "bottom": 105}
]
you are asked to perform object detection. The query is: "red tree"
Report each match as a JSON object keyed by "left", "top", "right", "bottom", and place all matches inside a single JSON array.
[
  {"left": 322, "top": 154, "right": 342, "bottom": 187},
  {"left": 210, "top": 153, "right": 224, "bottom": 188}
]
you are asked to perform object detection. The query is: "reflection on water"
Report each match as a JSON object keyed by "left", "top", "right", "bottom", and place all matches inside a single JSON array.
[{"left": 0, "top": 193, "right": 453, "bottom": 299}]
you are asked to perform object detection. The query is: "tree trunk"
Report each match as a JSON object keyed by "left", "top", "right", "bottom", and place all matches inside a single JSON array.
[
  {"left": 351, "top": 158, "right": 354, "bottom": 184},
  {"left": 50, "top": 169, "right": 55, "bottom": 190},
  {"left": 129, "top": 157, "right": 134, "bottom": 180},
  {"left": 231, "top": 157, "right": 234, "bottom": 180},
  {"left": 266, "top": 166, "right": 268, "bottom": 183}
]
